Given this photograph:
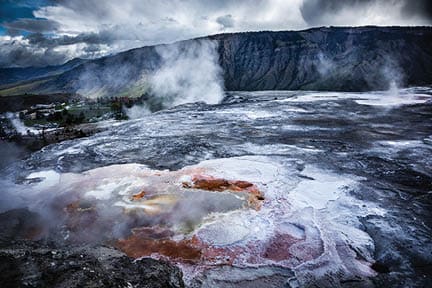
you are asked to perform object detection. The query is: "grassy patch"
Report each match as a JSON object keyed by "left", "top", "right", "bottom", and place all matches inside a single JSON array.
[
  {"left": 0, "top": 79, "right": 50, "bottom": 96},
  {"left": 23, "top": 118, "right": 51, "bottom": 126}
]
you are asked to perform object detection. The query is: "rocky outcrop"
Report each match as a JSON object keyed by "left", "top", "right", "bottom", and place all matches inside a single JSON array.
[
  {"left": 0, "top": 243, "right": 184, "bottom": 288},
  {"left": 0, "top": 209, "right": 185, "bottom": 288}
]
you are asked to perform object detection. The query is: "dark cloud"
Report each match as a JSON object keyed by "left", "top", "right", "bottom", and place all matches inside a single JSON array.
[
  {"left": 0, "top": 42, "right": 68, "bottom": 67},
  {"left": 3, "top": 18, "right": 60, "bottom": 33},
  {"left": 401, "top": 1, "right": 432, "bottom": 20},
  {"left": 0, "top": 24, "right": 139, "bottom": 67},
  {"left": 0, "top": 30, "right": 114, "bottom": 68},
  {"left": 300, "top": 0, "right": 372, "bottom": 26},
  {"left": 26, "top": 31, "right": 113, "bottom": 47},
  {"left": 5, "top": 28, "right": 22, "bottom": 37},
  {"left": 216, "top": 14, "right": 235, "bottom": 29},
  {"left": 301, "top": 0, "right": 432, "bottom": 26}
]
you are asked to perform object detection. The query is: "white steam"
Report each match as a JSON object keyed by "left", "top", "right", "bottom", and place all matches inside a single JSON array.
[
  {"left": 316, "top": 52, "right": 334, "bottom": 76},
  {"left": 76, "top": 63, "right": 148, "bottom": 99},
  {"left": 381, "top": 57, "right": 404, "bottom": 93},
  {"left": 76, "top": 39, "right": 226, "bottom": 118},
  {"left": 150, "top": 40, "right": 224, "bottom": 107},
  {"left": 6, "top": 112, "right": 39, "bottom": 135},
  {"left": 124, "top": 104, "right": 151, "bottom": 119}
]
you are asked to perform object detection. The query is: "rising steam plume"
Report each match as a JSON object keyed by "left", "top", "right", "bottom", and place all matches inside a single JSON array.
[
  {"left": 126, "top": 40, "right": 225, "bottom": 118},
  {"left": 151, "top": 40, "right": 224, "bottom": 106}
]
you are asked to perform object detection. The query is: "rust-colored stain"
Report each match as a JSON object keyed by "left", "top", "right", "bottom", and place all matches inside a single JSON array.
[
  {"left": 64, "top": 200, "right": 80, "bottom": 213},
  {"left": 117, "top": 228, "right": 202, "bottom": 262},
  {"left": 62, "top": 173, "right": 269, "bottom": 263},
  {"left": 183, "top": 175, "right": 265, "bottom": 210},
  {"left": 64, "top": 200, "right": 97, "bottom": 232},
  {"left": 131, "top": 190, "right": 146, "bottom": 201},
  {"left": 131, "top": 226, "right": 174, "bottom": 239},
  {"left": 65, "top": 200, "right": 95, "bottom": 213},
  {"left": 117, "top": 230, "right": 247, "bottom": 265},
  {"left": 24, "top": 226, "right": 45, "bottom": 240},
  {"left": 262, "top": 233, "right": 302, "bottom": 261}
]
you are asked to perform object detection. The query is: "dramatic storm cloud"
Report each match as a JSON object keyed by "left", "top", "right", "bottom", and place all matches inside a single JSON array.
[
  {"left": 3, "top": 18, "right": 59, "bottom": 35},
  {"left": 0, "top": 0, "right": 431, "bottom": 67},
  {"left": 301, "top": 0, "right": 432, "bottom": 27},
  {"left": 216, "top": 14, "right": 235, "bottom": 29}
]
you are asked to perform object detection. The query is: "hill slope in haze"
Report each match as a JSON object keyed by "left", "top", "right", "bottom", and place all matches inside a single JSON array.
[{"left": 0, "top": 58, "right": 87, "bottom": 86}]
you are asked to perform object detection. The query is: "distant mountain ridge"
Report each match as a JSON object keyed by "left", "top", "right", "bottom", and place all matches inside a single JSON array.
[
  {"left": 1, "top": 26, "right": 431, "bottom": 96},
  {"left": 0, "top": 58, "right": 87, "bottom": 86}
]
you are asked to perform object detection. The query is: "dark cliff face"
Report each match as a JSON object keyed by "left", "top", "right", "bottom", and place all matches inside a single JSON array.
[
  {"left": 211, "top": 26, "right": 432, "bottom": 91},
  {"left": 1, "top": 26, "right": 432, "bottom": 95}
]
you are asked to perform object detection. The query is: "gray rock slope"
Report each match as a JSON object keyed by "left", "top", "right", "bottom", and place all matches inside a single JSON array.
[{"left": 213, "top": 26, "right": 432, "bottom": 91}]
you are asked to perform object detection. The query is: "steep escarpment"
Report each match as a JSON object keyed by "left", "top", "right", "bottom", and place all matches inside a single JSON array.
[
  {"left": 1, "top": 26, "right": 431, "bottom": 95},
  {"left": 212, "top": 26, "right": 432, "bottom": 91}
]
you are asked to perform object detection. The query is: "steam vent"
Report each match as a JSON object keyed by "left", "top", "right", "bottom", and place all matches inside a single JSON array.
[
  {"left": 28, "top": 159, "right": 273, "bottom": 264},
  {"left": 9, "top": 155, "right": 384, "bottom": 286}
]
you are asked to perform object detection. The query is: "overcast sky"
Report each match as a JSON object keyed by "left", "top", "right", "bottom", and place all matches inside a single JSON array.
[{"left": 0, "top": 0, "right": 431, "bottom": 68}]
